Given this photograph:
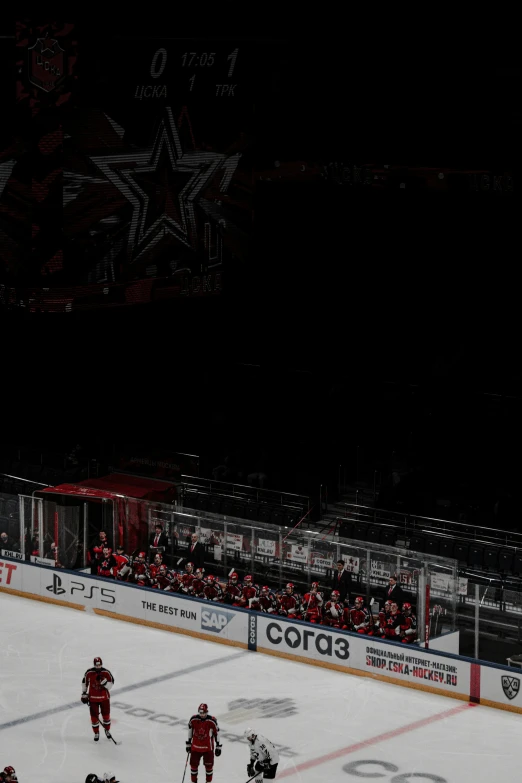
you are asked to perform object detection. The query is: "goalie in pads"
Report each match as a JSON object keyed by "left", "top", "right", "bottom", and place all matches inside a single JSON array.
[{"left": 245, "top": 727, "right": 279, "bottom": 781}]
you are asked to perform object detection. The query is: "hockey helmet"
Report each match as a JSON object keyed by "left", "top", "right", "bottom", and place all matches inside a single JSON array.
[
  {"left": 285, "top": 582, "right": 294, "bottom": 593},
  {"left": 331, "top": 590, "right": 340, "bottom": 600},
  {"left": 85, "top": 776, "right": 98, "bottom": 783},
  {"left": 186, "top": 562, "right": 194, "bottom": 571},
  {"left": 261, "top": 585, "right": 270, "bottom": 594},
  {"left": 244, "top": 727, "right": 257, "bottom": 742},
  {"left": 244, "top": 574, "right": 253, "bottom": 583},
  {"left": 206, "top": 575, "right": 215, "bottom": 584},
  {"left": 402, "top": 602, "right": 412, "bottom": 612},
  {"left": 230, "top": 572, "right": 238, "bottom": 583},
  {"left": 355, "top": 596, "right": 364, "bottom": 605},
  {"left": 198, "top": 703, "right": 208, "bottom": 715},
  {"left": 94, "top": 657, "right": 103, "bottom": 668},
  {"left": 311, "top": 581, "right": 319, "bottom": 589}
]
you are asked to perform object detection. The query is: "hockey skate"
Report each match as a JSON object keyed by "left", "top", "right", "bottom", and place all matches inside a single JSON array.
[
  {"left": 94, "top": 734, "right": 99, "bottom": 742},
  {"left": 104, "top": 728, "right": 113, "bottom": 740}
]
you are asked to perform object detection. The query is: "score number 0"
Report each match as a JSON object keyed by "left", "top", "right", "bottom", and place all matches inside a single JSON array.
[{"left": 149, "top": 47, "right": 239, "bottom": 91}]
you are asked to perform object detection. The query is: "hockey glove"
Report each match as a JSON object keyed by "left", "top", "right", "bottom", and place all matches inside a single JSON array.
[
  {"left": 247, "top": 763, "right": 255, "bottom": 777},
  {"left": 81, "top": 694, "right": 89, "bottom": 705},
  {"left": 395, "top": 626, "right": 402, "bottom": 635},
  {"left": 215, "top": 743, "right": 222, "bottom": 757},
  {"left": 186, "top": 741, "right": 192, "bottom": 754}
]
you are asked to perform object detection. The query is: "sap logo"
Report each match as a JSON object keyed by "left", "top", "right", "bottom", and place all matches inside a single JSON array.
[{"left": 201, "top": 608, "right": 234, "bottom": 633}]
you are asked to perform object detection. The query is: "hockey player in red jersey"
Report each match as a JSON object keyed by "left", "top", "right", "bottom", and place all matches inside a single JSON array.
[
  {"left": 250, "top": 585, "right": 278, "bottom": 613},
  {"left": 81, "top": 657, "right": 114, "bottom": 742},
  {"left": 151, "top": 564, "right": 174, "bottom": 590},
  {"left": 149, "top": 553, "right": 164, "bottom": 582},
  {"left": 113, "top": 545, "right": 131, "bottom": 581},
  {"left": 97, "top": 547, "right": 118, "bottom": 579},
  {"left": 233, "top": 574, "right": 259, "bottom": 608},
  {"left": 277, "top": 583, "right": 301, "bottom": 619},
  {"left": 132, "top": 552, "right": 151, "bottom": 586},
  {"left": 203, "top": 575, "right": 223, "bottom": 602},
  {"left": 186, "top": 703, "right": 222, "bottom": 783},
  {"left": 322, "top": 590, "right": 344, "bottom": 627},
  {"left": 345, "top": 596, "right": 373, "bottom": 634},
  {"left": 222, "top": 572, "right": 242, "bottom": 605},
  {"left": 181, "top": 563, "right": 195, "bottom": 594},
  {"left": 1, "top": 766, "right": 16, "bottom": 782},
  {"left": 301, "top": 582, "right": 324, "bottom": 623},
  {"left": 191, "top": 568, "right": 206, "bottom": 598},
  {"left": 381, "top": 601, "right": 408, "bottom": 640},
  {"left": 399, "top": 603, "right": 417, "bottom": 643},
  {"left": 376, "top": 600, "right": 393, "bottom": 637}
]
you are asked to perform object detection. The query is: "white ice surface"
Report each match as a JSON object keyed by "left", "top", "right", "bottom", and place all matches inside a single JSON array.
[{"left": 0, "top": 592, "right": 519, "bottom": 782}]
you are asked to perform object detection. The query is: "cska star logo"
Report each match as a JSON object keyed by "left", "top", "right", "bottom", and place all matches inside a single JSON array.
[
  {"left": 28, "top": 38, "right": 66, "bottom": 92},
  {"left": 501, "top": 675, "right": 520, "bottom": 701}
]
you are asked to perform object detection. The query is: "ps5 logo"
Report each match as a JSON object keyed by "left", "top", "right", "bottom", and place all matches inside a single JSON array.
[
  {"left": 45, "top": 574, "right": 116, "bottom": 604},
  {"left": 46, "top": 573, "right": 66, "bottom": 595}
]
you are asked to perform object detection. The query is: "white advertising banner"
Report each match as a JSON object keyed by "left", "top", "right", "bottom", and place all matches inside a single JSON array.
[
  {"left": 1, "top": 549, "right": 23, "bottom": 561},
  {"left": 0, "top": 560, "right": 249, "bottom": 644},
  {"left": 341, "top": 554, "right": 360, "bottom": 574},
  {"left": 287, "top": 545, "right": 309, "bottom": 564},
  {"left": 312, "top": 554, "right": 334, "bottom": 570},
  {"left": 256, "top": 615, "right": 471, "bottom": 697},
  {"left": 480, "top": 664, "right": 522, "bottom": 708},
  {"left": 257, "top": 539, "right": 276, "bottom": 557},
  {"left": 358, "top": 638, "right": 470, "bottom": 696},
  {"left": 370, "top": 560, "right": 392, "bottom": 579},
  {"left": 458, "top": 577, "right": 468, "bottom": 595}
]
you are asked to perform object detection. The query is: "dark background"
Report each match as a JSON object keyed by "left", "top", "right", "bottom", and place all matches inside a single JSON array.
[{"left": 2, "top": 26, "right": 521, "bottom": 520}]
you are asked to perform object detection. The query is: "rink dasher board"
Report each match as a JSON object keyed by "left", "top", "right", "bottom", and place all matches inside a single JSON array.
[{"left": 1, "top": 557, "right": 522, "bottom": 715}]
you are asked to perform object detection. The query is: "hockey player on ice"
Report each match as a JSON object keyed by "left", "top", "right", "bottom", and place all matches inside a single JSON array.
[
  {"left": 186, "top": 703, "right": 222, "bottom": 783},
  {"left": 245, "top": 727, "right": 280, "bottom": 781},
  {"left": 0, "top": 767, "right": 16, "bottom": 782},
  {"left": 81, "top": 657, "right": 115, "bottom": 742},
  {"left": 85, "top": 774, "right": 120, "bottom": 783}
]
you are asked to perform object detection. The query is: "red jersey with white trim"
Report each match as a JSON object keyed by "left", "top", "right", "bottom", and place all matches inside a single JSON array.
[
  {"left": 278, "top": 593, "right": 301, "bottom": 617},
  {"left": 191, "top": 575, "right": 206, "bottom": 597},
  {"left": 301, "top": 591, "right": 323, "bottom": 620},
  {"left": 349, "top": 606, "right": 371, "bottom": 630},
  {"left": 82, "top": 667, "right": 114, "bottom": 703},
  {"left": 181, "top": 573, "right": 195, "bottom": 593},
  {"left": 323, "top": 600, "right": 344, "bottom": 625},
  {"left": 223, "top": 581, "right": 242, "bottom": 603},
  {"left": 382, "top": 610, "right": 407, "bottom": 639},
  {"left": 203, "top": 582, "right": 223, "bottom": 602},
  {"left": 114, "top": 553, "right": 130, "bottom": 579},
  {"left": 188, "top": 714, "right": 219, "bottom": 752},
  {"left": 235, "top": 584, "right": 259, "bottom": 607}
]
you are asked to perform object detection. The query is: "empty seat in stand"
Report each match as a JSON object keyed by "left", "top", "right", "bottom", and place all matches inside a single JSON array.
[
  {"left": 512, "top": 551, "right": 522, "bottom": 575},
  {"left": 439, "top": 539, "right": 455, "bottom": 559},
  {"left": 338, "top": 520, "right": 354, "bottom": 539},
  {"left": 424, "top": 538, "right": 440, "bottom": 557},
  {"left": 244, "top": 504, "right": 259, "bottom": 521},
  {"left": 380, "top": 528, "right": 397, "bottom": 547},
  {"left": 367, "top": 526, "right": 382, "bottom": 544},
  {"left": 353, "top": 522, "right": 369, "bottom": 541},
  {"left": 208, "top": 497, "right": 222, "bottom": 514},
  {"left": 468, "top": 545, "right": 484, "bottom": 568},
  {"left": 408, "top": 535, "right": 425, "bottom": 553},
  {"left": 497, "top": 549, "right": 512, "bottom": 572},
  {"left": 453, "top": 542, "right": 469, "bottom": 563},
  {"left": 257, "top": 506, "right": 272, "bottom": 524},
  {"left": 272, "top": 508, "right": 286, "bottom": 526}
]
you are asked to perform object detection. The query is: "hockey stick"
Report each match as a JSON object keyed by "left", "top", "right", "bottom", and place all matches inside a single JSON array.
[
  {"left": 181, "top": 751, "right": 190, "bottom": 783},
  {"left": 104, "top": 727, "right": 121, "bottom": 745}
]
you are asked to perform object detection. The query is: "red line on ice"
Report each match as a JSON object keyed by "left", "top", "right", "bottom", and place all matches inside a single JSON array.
[{"left": 279, "top": 702, "right": 476, "bottom": 778}]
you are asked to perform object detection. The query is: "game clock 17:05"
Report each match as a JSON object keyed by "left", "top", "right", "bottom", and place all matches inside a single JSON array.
[{"left": 63, "top": 35, "right": 253, "bottom": 301}]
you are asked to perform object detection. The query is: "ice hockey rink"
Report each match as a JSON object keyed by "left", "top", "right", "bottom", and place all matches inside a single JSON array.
[{"left": 0, "top": 593, "right": 520, "bottom": 783}]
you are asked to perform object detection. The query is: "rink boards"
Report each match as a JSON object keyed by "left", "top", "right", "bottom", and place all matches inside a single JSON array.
[{"left": 1, "top": 556, "right": 520, "bottom": 715}]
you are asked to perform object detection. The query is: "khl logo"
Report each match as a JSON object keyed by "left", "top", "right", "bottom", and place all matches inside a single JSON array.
[
  {"left": 201, "top": 608, "right": 234, "bottom": 633},
  {"left": 47, "top": 573, "right": 66, "bottom": 595}
]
